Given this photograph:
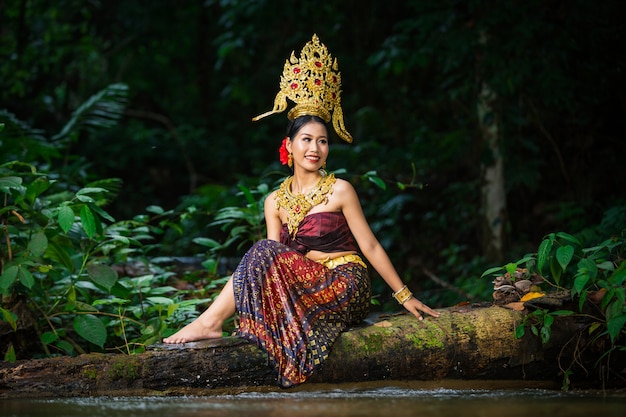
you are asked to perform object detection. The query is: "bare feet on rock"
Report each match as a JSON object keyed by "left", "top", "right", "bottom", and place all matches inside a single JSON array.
[
  {"left": 162, "top": 317, "right": 223, "bottom": 344},
  {"left": 163, "top": 276, "right": 236, "bottom": 344}
]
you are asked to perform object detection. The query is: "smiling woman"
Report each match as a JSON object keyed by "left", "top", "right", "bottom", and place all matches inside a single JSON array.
[{"left": 162, "top": 34, "right": 439, "bottom": 388}]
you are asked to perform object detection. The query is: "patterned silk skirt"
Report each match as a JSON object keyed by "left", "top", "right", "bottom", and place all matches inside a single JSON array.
[{"left": 232, "top": 239, "right": 370, "bottom": 387}]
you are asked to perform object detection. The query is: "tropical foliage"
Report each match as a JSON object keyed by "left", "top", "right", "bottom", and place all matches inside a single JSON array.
[{"left": 1, "top": 0, "right": 624, "bottom": 388}]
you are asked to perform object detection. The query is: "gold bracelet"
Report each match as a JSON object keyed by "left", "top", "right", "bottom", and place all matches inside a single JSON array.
[{"left": 392, "top": 285, "right": 413, "bottom": 305}]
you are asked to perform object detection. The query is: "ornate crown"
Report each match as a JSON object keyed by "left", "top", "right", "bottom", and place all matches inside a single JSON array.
[{"left": 252, "top": 34, "right": 353, "bottom": 143}]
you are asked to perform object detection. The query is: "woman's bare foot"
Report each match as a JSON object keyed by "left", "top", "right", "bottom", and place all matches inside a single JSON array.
[
  {"left": 163, "top": 316, "right": 223, "bottom": 344},
  {"left": 164, "top": 276, "right": 236, "bottom": 344}
]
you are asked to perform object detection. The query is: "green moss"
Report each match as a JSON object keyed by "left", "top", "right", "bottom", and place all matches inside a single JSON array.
[
  {"left": 82, "top": 368, "right": 98, "bottom": 380},
  {"left": 106, "top": 357, "right": 140, "bottom": 381},
  {"left": 404, "top": 322, "right": 446, "bottom": 350},
  {"left": 361, "top": 332, "right": 384, "bottom": 354}
]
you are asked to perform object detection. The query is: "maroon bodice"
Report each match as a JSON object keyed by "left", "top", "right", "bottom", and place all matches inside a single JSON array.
[{"left": 280, "top": 212, "right": 358, "bottom": 254}]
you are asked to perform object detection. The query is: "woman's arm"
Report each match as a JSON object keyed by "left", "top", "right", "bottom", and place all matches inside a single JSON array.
[
  {"left": 337, "top": 179, "right": 439, "bottom": 320},
  {"left": 264, "top": 191, "right": 282, "bottom": 241}
]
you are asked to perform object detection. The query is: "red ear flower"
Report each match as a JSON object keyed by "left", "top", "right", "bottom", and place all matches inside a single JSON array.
[{"left": 279, "top": 137, "right": 290, "bottom": 165}]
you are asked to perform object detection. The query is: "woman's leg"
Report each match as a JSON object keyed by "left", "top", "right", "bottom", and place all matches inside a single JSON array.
[{"left": 163, "top": 276, "right": 236, "bottom": 343}]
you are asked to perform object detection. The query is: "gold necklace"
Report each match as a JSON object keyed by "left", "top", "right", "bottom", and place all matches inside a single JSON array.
[{"left": 275, "top": 172, "right": 336, "bottom": 237}]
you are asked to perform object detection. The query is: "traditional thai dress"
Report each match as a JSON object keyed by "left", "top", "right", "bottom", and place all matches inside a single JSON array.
[{"left": 232, "top": 211, "right": 371, "bottom": 387}]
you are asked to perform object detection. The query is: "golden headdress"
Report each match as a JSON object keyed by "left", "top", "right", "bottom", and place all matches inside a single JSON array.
[{"left": 252, "top": 34, "right": 353, "bottom": 143}]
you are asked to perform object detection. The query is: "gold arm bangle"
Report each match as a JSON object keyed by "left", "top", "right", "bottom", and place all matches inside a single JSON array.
[{"left": 392, "top": 285, "right": 413, "bottom": 305}]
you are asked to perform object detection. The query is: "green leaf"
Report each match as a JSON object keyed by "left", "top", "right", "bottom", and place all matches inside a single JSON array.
[
  {"left": 25, "top": 177, "right": 53, "bottom": 204},
  {"left": 0, "top": 265, "right": 19, "bottom": 290},
  {"left": 540, "top": 325, "right": 551, "bottom": 344},
  {"left": 556, "top": 232, "right": 582, "bottom": 247},
  {"left": 550, "top": 310, "right": 574, "bottom": 316},
  {"left": 73, "top": 314, "right": 107, "bottom": 348},
  {"left": 605, "top": 299, "right": 624, "bottom": 322},
  {"left": 41, "top": 331, "right": 59, "bottom": 344},
  {"left": 237, "top": 184, "right": 256, "bottom": 205},
  {"left": 368, "top": 175, "right": 386, "bottom": 190},
  {"left": 481, "top": 266, "right": 504, "bottom": 278},
  {"left": 0, "top": 307, "right": 17, "bottom": 331},
  {"left": 0, "top": 176, "right": 23, "bottom": 193},
  {"left": 607, "top": 314, "right": 626, "bottom": 343},
  {"left": 543, "top": 314, "right": 555, "bottom": 327},
  {"left": 577, "top": 257, "right": 598, "bottom": 281},
  {"left": 146, "top": 296, "right": 174, "bottom": 305},
  {"left": 46, "top": 240, "right": 75, "bottom": 272},
  {"left": 92, "top": 297, "right": 130, "bottom": 306},
  {"left": 555, "top": 245, "right": 574, "bottom": 272},
  {"left": 514, "top": 325, "right": 525, "bottom": 339},
  {"left": 58, "top": 205, "right": 75, "bottom": 233},
  {"left": 87, "top": 264, "right": 118, "bottom": 291},
  {"left": 87, "top": 203, "right": 115, "bottom": 222},
  {"left": 537, "top": 238, "right": 552, "bottom": 273},
  {"left": 549, "top": 257, "right": 562, "bottom": 285},
  {"left": 80, "top": 204, "right": 97, "bottom": 238},
  {"left": 193, "top": 237, "right": 221, "bottom": 249},
  {"left": 504, "top": 262, "right": 517, "bottom": 276},
  {"left": 28, "top": 231, "right": 48, "bottom": 257},
  {"left": 76, "top": 187, "right": 108, "bottom": 195},
  {"left": 4, "top": 344, "right": 16, "bottom": 362},
  {"left": 55, "top": 340, "right": 75, "bottom": 355},
  {"left": 573, "top": 273, "right": 590, "bottom": 296},
  {"left": 52, "top": 83, "right": 128, "bottom": 142},
  {"left": 608, "top": 261, "right": 626, "bottom": 286},
  {"left": 145, "top": 205, "right": 164, "bottom": 214},
  {"left": 17, "top": 266, "right": 35, "bottom": 289}
]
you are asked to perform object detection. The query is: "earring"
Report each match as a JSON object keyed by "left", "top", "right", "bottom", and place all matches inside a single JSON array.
[
  {"left": 288, "top": 153, "right": 293, "bottom": 168},
  {"left": 322, "top": 160, "right": 327, "bottom": 169}
]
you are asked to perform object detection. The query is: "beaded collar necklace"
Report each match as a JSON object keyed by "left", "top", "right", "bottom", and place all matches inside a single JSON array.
[{"left": 275, "top": 172, "right": 336, "bottom": 237}]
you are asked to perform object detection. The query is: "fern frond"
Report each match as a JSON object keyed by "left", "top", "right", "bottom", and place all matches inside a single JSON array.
[{"left": 52, "top": 83, "right": 129, "bottom": 143}]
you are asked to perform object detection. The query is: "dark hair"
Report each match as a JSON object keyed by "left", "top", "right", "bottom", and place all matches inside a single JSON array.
[{"left": 285, "top": 115, "right": 327, "bottom": 139}]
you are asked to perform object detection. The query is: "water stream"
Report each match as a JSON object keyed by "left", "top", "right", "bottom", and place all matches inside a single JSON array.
[{"left": 2, "top": 381, "right": 625, "bottom": 417}]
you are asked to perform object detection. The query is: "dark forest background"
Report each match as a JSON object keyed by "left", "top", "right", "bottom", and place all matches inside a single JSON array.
[{"left": 2, "top": 0, "right": 625, "bottom": 307}]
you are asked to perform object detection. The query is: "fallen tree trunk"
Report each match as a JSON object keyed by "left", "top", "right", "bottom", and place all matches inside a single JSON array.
[{"left": 0, "top": 304, "right": 617, "bottom": 398}]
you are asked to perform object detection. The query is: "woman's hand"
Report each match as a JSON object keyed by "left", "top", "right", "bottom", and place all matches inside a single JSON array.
[{"left": 402, "top": 297, "right": 440, "bottom": 320}]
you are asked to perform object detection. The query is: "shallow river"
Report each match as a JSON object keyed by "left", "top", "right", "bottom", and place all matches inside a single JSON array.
[{"left": 2, "top": 381, "right": 625, "bottom": 417}]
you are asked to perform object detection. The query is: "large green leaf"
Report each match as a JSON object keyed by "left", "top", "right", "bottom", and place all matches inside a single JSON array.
[
  {"left": 87, "top": 264, "right": 118, "bottom": 292},
  {"left": 52, "top": 83, "right": 128, "bottom": 142},
  {"left": 25, "top": 177, "right": 53, "bottom": 204},
  {"left": 73, "top": 314, "right": 107, "bottom": 348},
  {"left": 58, "top": 205, "right": 75, "bottom": 233},
  {"left": 537, "top": 238, "right": 552, "bottom": 273},
  {"left": 17, "top": 267, "right": 35, "bottom": 289},
  {"left": 555, "top": 245, "right": 574, "bottom": 272},
  {"left": 0, "top": 176, "right": 23, "bottom": 193},
  {"left": 0, "top": 265, "right": 19, "bottom": 290},
  {"left": 80, "top": 204, "right": 97, "bottom": 238},
  {"left": 607, "top": 314, "right": 626, "bottom": 343},
  {"left": 45, "top": 240, "right": 76, "bottom": 273},
  {"left": 28, "top": 231, "right": 48, "bottom": 257}
]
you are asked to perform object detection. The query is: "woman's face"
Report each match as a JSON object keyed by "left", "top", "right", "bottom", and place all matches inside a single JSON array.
[{"left": 287, "top": 120, "right": 329, "bottom": 172}]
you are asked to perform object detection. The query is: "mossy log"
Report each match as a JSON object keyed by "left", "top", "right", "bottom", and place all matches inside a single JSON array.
[{"left": 0, "top": 304, "right": 607, "bottom": 398}]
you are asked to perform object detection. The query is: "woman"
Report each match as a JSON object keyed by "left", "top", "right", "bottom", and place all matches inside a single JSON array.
[{"left": 163, "top": 35, "right": 439, "bottom": 387}]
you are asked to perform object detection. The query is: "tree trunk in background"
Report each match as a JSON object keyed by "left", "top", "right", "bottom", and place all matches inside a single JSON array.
[
  {"left": 477, "top": 31, "right": 507, "bottom": 264},
  {"left": 2, "top": 304, "right": 618, "bottom": 399}
]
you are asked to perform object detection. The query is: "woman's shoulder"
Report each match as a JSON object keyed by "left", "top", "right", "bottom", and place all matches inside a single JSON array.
[
  {"left": 332, "top": 177, "right": 357, "bottom": 195},
  {"left": 264, "top": 189, "right": 280, "bottom": 210}
]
